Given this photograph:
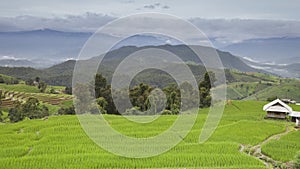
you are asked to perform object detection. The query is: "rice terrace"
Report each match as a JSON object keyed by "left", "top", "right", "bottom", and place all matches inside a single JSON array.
[
  {"left": 1, "top": 1, "right": 300, "bottom": 169},
  {"left": 0, "top": 71, "right": 300, "bottom": 168}
]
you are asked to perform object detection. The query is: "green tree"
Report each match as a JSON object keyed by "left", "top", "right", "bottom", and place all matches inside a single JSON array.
[
  {"left": 8, "top": 102, "right": 22, "bottom": 123},
  {"left": 96, "top": 97, "right": 108, "bottom": 114},
  {"left": 22, "top": 97, "right": 49, "bottom": 119},
  {"left": 95, "top": 74, "right": 107, "bottom": 98},
  {"left": 25, "top": 79, "right": 34, "bottom": 86},
  {"left": 35, "top": 77, "right": 40, "bottom": 83},
  {"left": 64, "top": 86, "right": 72, "bottom": 95},
  {"left": 94, "top": 74, "right": 118, "bottom": 114},
  {"left": 38, "top": 81, "right": 47, "bottom": 93},
  {"left": 163, "top": 83, "right": 180, "bottom": 114},
  {"left": 8, "top": 98, "right": 49, "bottom": 122},
  {"left": 129, "top": 83, "right": 152, "bottom": 112},
  {"left": 58, "top": 105, "right": 75, "bottom": 115},
  {"left": 199, "top": 72, "right": 215, "bottom": 108}
]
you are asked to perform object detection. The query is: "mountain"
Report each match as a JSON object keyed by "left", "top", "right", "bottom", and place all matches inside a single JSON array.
[
  {"left": 0, "top": 59, "right": 35, "bottom": 67},
  {"left": 0, "top": 29, "right": 92, "bottom": 67},
  {"left": 0, "top": 30, "right": 182, "bottom": 68},
  {"left": 0, "top": 44, "right": 267, "bottom": 86},
  {"left": 241, "top": 57, "right": 300, "bottom": 78},
  {"left": 222, "top": 37, "right": 300, "bottom": 64}
]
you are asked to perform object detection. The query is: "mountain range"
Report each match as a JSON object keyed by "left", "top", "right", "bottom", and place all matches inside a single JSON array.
[
  {"left": 0, "top": 29, "right": 299, "bottom": 79},
  {"left": 0, "top": 44, "right": 267, "bottom": 87}
]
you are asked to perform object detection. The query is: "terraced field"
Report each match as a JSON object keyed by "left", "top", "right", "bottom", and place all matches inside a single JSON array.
[
  {"left": 262, "top": 129, "right": 300, "bottom": 162},
  {"left": 0, "top": 89, "right": 72, "bottom": 108},
  {"left": 0, "top": 101, "right": 298, "bottom": 168}
]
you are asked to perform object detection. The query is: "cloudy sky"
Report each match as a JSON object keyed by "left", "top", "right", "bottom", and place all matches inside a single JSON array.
[
  {"left": 0, "top": 0, "right": 300, "bottom": 44},
  {"left": 1, "top": 0, "right": 300, "bottom": 20}
]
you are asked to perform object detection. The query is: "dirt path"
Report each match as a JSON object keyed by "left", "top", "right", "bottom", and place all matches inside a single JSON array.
[{"left": 240, "top": 126, "right": 296, "bottom": 168}]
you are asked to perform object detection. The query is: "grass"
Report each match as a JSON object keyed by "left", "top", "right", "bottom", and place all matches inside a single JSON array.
[
  {"left": 262, "top": 130, "right": 300, "bottom": 162},
  {"left": 0, "top": 84, "right": 40, "bottom": 93},
  {"left": 244, "top": 80, "right": 300, "bottom": 101},
  {"left": 0, "top": 100, "right": 295, "bottom": 168}
]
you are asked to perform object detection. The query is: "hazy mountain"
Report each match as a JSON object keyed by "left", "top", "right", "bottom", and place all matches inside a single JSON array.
[
  {"left": 0, "top": 44, "right": 267, "bottom": 86},
  {"left": 222, "top": 37, "right": 300, "bottom": 64},
  {"left": 0, "top": 29, "right": 182, "bottom": 67},
  {"left": 242, "top": 57, "right": 300, "bottom": 78},
  {"left": 0, "top": 59, "right": 35, "bottom": 67},
  {"left": 0, "top": 29, "right": 92, "bottom": 67}
]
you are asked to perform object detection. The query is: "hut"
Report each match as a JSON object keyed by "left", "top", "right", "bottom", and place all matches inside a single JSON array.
[
  {"left": 263, "top": 99, "right": 292, "bottom": 119},
  {"left": 289, "top": 111, "right": 300, "bottom": 125}
]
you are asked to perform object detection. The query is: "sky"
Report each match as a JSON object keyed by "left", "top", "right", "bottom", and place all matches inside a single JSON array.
[
  {"left": 0, "top": 0, "right": 300, "bottom": 44},
  {"left": 1, "top": 0, "right": 300, "bottom": 20}
]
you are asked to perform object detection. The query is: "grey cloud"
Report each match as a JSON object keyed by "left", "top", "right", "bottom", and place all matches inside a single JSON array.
[
  {"left": 0, "top": 13, "right": 300, "bottom": 45},
  {"left": 162, "top": 5, "right": 170, "bottom": 9},
  {"left": 143, "top": 3, "right": 169, "bottom": 10},
  {"left": 189, "top": 18, "right": 300, "bottom": 44},
  {"left": 0, "top": 13, "right": 115, "bottom": 32},
  {"left": 144, "top": 5, "right": 156, "bottom": 9}
]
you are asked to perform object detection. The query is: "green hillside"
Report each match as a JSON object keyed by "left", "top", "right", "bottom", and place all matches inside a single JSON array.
[{"left": 0, "top": 100, "right": 298, "bottom": 168}]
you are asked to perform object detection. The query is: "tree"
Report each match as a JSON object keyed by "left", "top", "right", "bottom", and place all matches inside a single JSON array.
[
  {"left": 38, "top": 81, "right": 47, "bottom": 93},
  {"left": 163, "top": 83, "right": 180, "bottom": 114},
  {"left": 21, "top": 97, "right": 49, "bottom": 119},
  {"left": 0, "top": 77, "right": 4, "bottom": 83},
  {"left": 35, "top": 77, "right": 40, "bottom": 83},
  {"left": 199, "top": 72, "right": 215, "bottom": 108},
  {"left": 96, "top": 97, "right": 108, "bottom": 114},
  {"left": 64, "top": 86, "right": 72, "bottom": 95},
  {"left": 8, "top": 102, "right": 23, "bottom": 123},
  {"left": 129, "top": 83, "right": 152, "bottom": 112},
  {"left": 25, "top": 79, "right": 34, "bottom": 86},
  {"left": 293, "top": 153, "right": 300, "bottom": 169},
  {"left": 73, "top": 83, "right": 95, "bottom": 114},
  {"left": 58, "top": 105, "right": 75, "bottom": 115},
  {"left": 8, "top": 98, "right": 49, "bottom": 122},
  {"left": 95, "top": 74, "right": 107, "bottom": 98}
]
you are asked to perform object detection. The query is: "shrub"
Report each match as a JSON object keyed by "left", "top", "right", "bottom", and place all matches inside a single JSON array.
[{"left": 58, "top": 105, "right": 75, "bottom": 115}]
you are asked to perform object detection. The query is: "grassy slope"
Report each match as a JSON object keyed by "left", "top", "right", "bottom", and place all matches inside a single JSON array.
[
  {"left": 0, "top": 100, "right": 294, "bottom": 169},
  {"left": 0, "top": 84, "right": 72, "bottom": 115},
  {"left": 0, "top": 84, "right": 40, "bottom": 93},
  {"left": 262, "top": 131, "right": 300, "bottom": 162},
  {"left": 223, "top": 71, "right": 300, "bottom": 101}
]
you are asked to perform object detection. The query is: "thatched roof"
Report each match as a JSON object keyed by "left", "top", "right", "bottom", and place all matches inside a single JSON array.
[
  {"left": 289, "top": 111, "right": 300, "bottom": 117},
  {"left": 263, "top": 99, "right": 293, "bottom": 113}
]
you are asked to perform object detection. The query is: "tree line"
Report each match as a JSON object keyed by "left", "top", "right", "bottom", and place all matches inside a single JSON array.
[{"left": 72, "top": 72, "right": 215, "bottom": 115}]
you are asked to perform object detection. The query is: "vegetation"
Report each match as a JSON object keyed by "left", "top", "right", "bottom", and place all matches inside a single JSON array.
[
  {"left": 0, "top": 101, "right": 291, "bottom": 169},
  {"left": 293, "top": 153, "right": 300, "bottom": 169},
  {"left": 92, "top": 72, "right": 213, "bottom": 115},
  {"left": 0, "top": 74, "right": 19, "bottom": 84},
  {"left": 262, "top": 130, "right": 300, "bottom": 162},
  {"left": 8, "top": 98, "right": 49, "bottom": 122}
]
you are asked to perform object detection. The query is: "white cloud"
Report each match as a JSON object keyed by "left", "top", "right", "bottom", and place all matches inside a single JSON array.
[{"left": 0, "top": 55, "right": 24, "bottom": 60}]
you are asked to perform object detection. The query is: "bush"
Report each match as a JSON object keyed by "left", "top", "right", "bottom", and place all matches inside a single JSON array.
[
  {"left": 8, "top": 98, "right": 49, "bottom": 122},
  {"left": 58, "top": 105, "right": 75, "bottom": 115},
  {"left": 267, "top": 96, "right": 277, "bottom": 102}
]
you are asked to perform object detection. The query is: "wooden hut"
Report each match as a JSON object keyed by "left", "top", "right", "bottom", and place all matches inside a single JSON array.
[
  {"left": 289, "top": 111, "right": 300, "bottom": 125},
  {"left": 263, "top": 99, "right": 292, "bottom": 119}
]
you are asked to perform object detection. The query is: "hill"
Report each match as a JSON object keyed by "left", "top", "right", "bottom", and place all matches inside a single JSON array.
[
  {"left": 0, "top": 44, "right": 266, "bottom": 87},
  {"left": 222, "top": 37, "right": 300, "bottom": 64}
]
